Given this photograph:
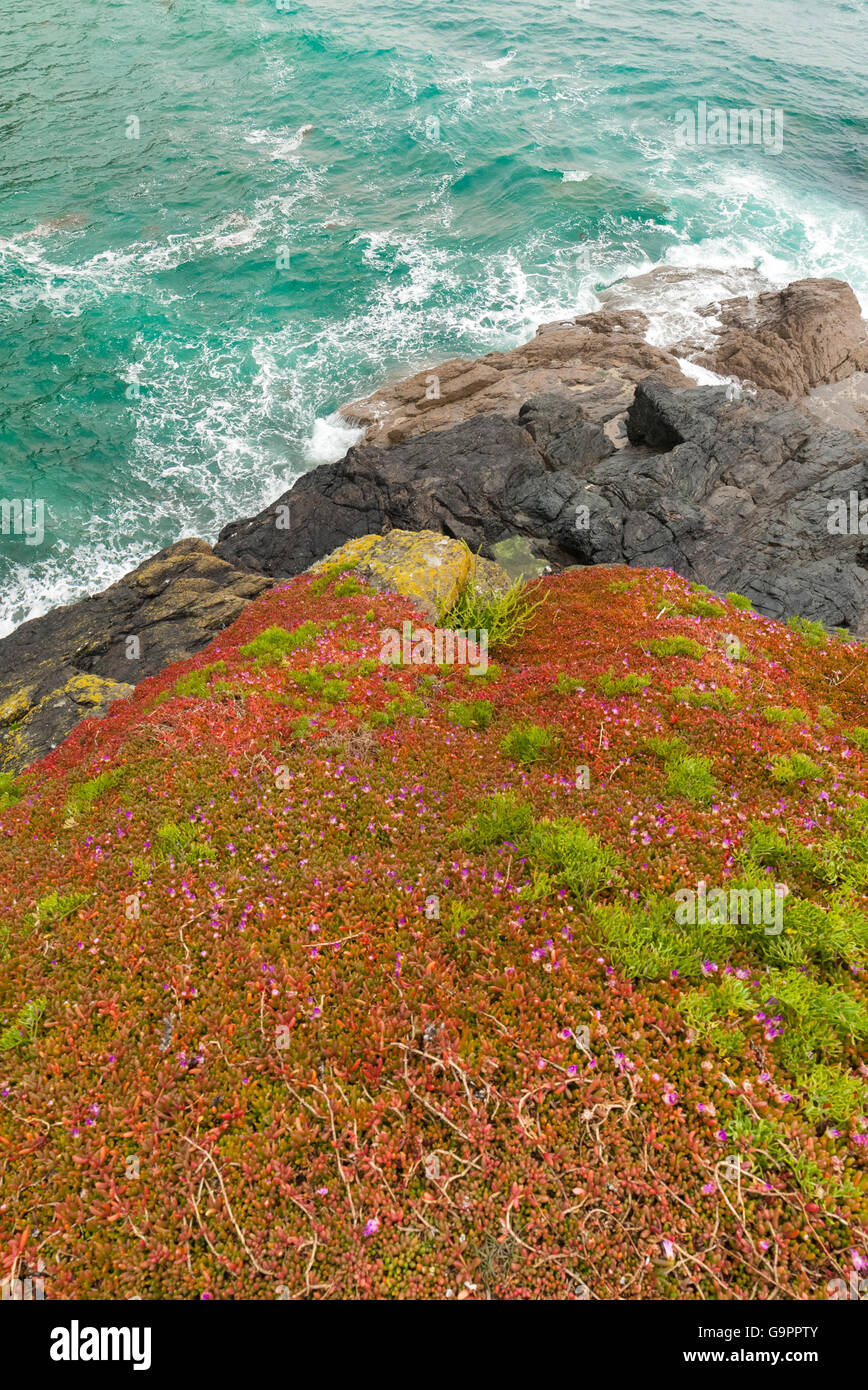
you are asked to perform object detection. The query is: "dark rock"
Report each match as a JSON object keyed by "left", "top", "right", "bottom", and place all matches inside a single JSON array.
[
  {"left": 518, "top": 394, "right": 616, "bottom": 470},
  {"left": 218, "top": 382, "right": 868, "bottom": 636},
  {"left": 217, "top": 414, "right": 561, "bottom": 574},
  {"left": 625, "top": 380, "right": 736, "bottom": 452},
  {"left": 0, "top": 539, "right": 271, "bottom": 774}
]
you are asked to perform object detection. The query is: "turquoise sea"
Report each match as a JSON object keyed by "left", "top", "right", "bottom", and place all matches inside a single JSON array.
[{"left": 1, "top": 0, "right": 866, "bottom": 636}]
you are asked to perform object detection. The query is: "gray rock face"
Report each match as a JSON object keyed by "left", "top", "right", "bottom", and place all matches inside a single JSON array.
[
  {"left": 621, "top": 382, "right": 868, "bottom": 629},
  {"left": 803, "top": 373, "right": 868, "bottom": 437},
  {"left": 0, "top": 539, "right": 271, "bottom": 774},
  {"left": 217, "top": 414, "right": 566, "bottom": 571},
  {"left": 216, "top": 383, "right": 868, "bottom": 635},
  {"left": 519, "top": 393, "right": 616, "bottom": 470}
]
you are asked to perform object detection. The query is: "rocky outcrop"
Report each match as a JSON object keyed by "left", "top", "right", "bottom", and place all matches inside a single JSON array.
[
  {"left": 0, "top": 539, "right": 271, "bottom": 774},
  {"left": 597, "top": 263, "right": 769, "bottom": 315},
  {"left": 216, "top": 411, "right": 569, "bottom": 576},
  {"left": 344, "top": 274, "right": 868, "bottom": 448},
  {"left": 217, "top": 383, "right": 868, "bottom": 636},
  {"left": 621, "top": 381, "right": 868, "bottom": 630},
  {"left": 309, "top": 530, "right": 511, "bottom": 621},
  {"left": 341, "top": 306, "right": 692, "bottom": 448},
  {"left": 5, "top": 274, "right": 867, "bottom": 776},
  {"left": 680, "top": 278, "right": 868, "bottom": 398},
  {"left": 0, "top": 673, "right": 136, "bottom": 779}
]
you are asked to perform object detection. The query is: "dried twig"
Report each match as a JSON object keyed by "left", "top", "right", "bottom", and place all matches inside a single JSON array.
[{"left": 182, "top": 1136, "right": 267, "bottom": 1274}]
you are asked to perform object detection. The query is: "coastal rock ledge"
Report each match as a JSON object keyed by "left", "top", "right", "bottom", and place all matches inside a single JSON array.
[
  {"left": 216, "top": 376, "right": 868, "bottom": 639},
  {"left": 215, "top": 276, "right": 867, "bottom": 637},
  {"left": 2, "top": 273, "right": 866, "bottom": 774}
]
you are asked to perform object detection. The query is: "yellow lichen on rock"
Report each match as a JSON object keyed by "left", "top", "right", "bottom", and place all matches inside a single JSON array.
[
  {"left": 63, "top": 673, "right": 134, "bottom": 709},
  {"left": 0, "top": 674, "right": 135, "bottom": 776},
  {"left": 308, "top": 530, "right": 511, "bottom": 620},
  {"left": 0, "top": 686, "right": 35, "bottom": 727}
]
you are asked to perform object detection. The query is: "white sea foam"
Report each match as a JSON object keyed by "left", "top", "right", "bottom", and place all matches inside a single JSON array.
[
  {"left": 599, "top": 260, "right": 774, "bottom": 350},
  {"left": 585, "top": 106, "right": 868, "bottom": 315},
  {"left": 0, "top": 177, "right": 325, "bottom": 316},
  {"left": 482, "top": 51, "right": 517, "bottom": 71},
  {"left": 305, "top": 414, "right": 365, "bottom": 463},
  {"left": 263, "top": 56, "right": 296, "bottom": 92},
  {"left": 0, "top": 541, "right": 159, "bottom": 640},
  {"left": 562, "top": 170, "right": 591, "bottom": 182},
  {"left": 244, "top": 124, "right": 314, "bottom": 159},
  {"left": 676, "top": 359, "right": 730, "bottom": 386}
]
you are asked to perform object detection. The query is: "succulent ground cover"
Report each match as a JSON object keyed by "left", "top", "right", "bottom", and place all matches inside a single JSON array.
[{"left": 0, "top": 564, "right": 866, "bottom": 1300}]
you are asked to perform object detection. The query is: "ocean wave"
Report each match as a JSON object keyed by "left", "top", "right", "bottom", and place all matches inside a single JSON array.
[
  {"left": 0, "top": 178, "right": 326, "bottom": 315},
  {"left": 305, "top": 413, "right": 365, "bottom": 463},
  {"left": 482, "top": 51, "right": 517, "bottom": 72},
  {"left": 244, "top": 124, "right": 315, "bottom": 160},
  {"left": 0, "top": 540, "right": 161, "bottom": 640}
]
